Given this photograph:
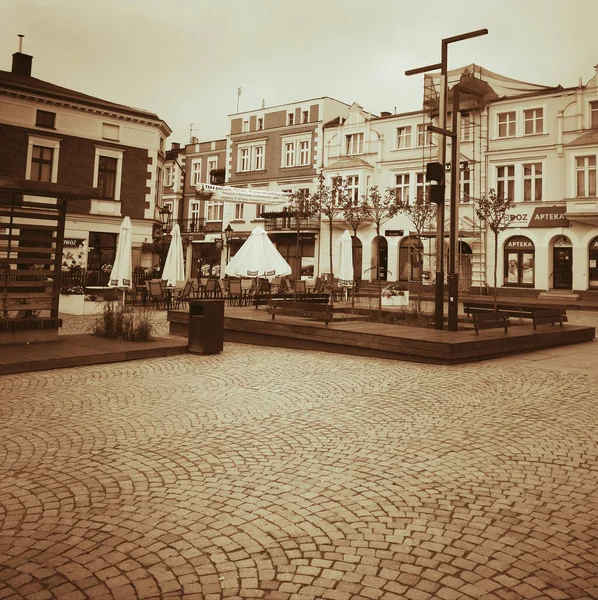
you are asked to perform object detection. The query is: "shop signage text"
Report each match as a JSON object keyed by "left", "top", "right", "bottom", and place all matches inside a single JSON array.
[
  {"left": 385, "top": 230, "right": 404, "bottom": 237},
  {"left": 505, "top": 236, "right": 534, "bottom": 249},
  {"left": 528, "top": 206, "right": 569, "bottom": 227}
]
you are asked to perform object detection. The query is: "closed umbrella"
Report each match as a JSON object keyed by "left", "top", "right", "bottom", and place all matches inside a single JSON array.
[
  {"left": 161, "top": 223, "right": 185, "bottom": 287},
  {"left": 108, "top": 216, "right": 133, "bottom": 304},
  {"left": 225, "top": 226, "right": 291, "bottom": 279},
  {"left": 338, "top": 230, "right": 354, "bottom": 302}
]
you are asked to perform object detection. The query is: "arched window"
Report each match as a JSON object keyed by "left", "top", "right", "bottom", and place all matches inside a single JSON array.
[
  {"left": 504, "top": 236, "right": 534, "bottom": 287},
  {"left": 399, "top": 236, "right": 424, "bottom": 282}
]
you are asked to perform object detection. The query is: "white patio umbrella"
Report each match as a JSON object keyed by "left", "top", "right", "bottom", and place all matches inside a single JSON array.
[
  {"left": 338, "top": 230, "right": 354, "bottom": 301},
  {"left": 225, "top": 225, "right": 291, "bottom": 280},
  {"left": 108, "top": 216, "right": 133, "bottom": 304},
  {"left": 161, "top": 223, "right": 185, "bottom": 287}
]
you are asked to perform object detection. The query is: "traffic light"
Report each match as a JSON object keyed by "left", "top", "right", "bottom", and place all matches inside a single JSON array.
[{"left": 426, "top": 162, "right": 445, "bottom": 204}]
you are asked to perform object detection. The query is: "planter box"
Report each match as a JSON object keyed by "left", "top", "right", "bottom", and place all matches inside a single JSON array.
[
  {"left": 381, "top": 291, "right": 410, "bottom": 307},
  {"left": 59, "top": 294, "right": 105, "bottom": 315}
]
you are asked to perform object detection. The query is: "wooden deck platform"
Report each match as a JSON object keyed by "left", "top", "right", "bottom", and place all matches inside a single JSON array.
[{"left": 168, "top": 307, "right": 595, "bottom": 365}]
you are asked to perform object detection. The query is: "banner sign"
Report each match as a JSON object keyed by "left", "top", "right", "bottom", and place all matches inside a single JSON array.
[
  {"left": 199, "top": 183, "right": 291, "bottom": 206},
  {"left": 528, "top": 206, "right": 569, "bottom": 228}
]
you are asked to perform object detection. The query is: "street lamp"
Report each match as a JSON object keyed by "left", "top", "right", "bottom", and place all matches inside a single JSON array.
[
  {"left": 158, "top": 205, "right": 171, "bottom": 270},
  {"left": 224, "top": 224, "right": 233, "bottom": 264}
]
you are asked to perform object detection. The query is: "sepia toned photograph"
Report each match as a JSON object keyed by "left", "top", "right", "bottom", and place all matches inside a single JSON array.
[{"left": 1, "top": 1, "right": 597, "bottom": 599}]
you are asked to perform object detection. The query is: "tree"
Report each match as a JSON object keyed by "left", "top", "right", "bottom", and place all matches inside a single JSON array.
[
  {"left": 395, "top": 193, "right": 436, "bottom": 314},
  {"left": 310, "top": 173, "right": 348, "bottom": 307},
  {"left": 361, "top": 186, "right": 399, "bottom": 314},
  {"left": 287, "top": 189, "right": 320, "bottom": 300},
  {"left": 341, "top": 197, "right": 369, "bottom": 309},
  {"left": 474, "top": 188, "right": 515, "bottom": 310}
]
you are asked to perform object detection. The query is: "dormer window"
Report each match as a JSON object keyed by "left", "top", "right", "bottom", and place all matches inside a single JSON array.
[
  {"left": 346, "top": 133, "right": 364, "bottom": 155},
  {"left": 257, "top": 118, "right": 263, "bottom": 130},
  {"left": 288, "top": 113, "right": 294, "bottom": 126},
  {"left": 302, "top": 111, "right": 309, "bottom": 124}
]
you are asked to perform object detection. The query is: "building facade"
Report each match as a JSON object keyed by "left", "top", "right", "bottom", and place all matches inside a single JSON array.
[{"left": 0, "top": 48, "right": 171, "bottom": 283}]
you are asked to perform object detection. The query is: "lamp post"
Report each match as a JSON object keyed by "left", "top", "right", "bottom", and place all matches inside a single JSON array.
[
  {"left": 406, "top": 28, "right": 488, "bottom": 330},
  {"left": 224, "top": 224, "right": 233, "bottom": 264},
  {"left": 158, "top": 205, "right": 171, "bottom": 270}
]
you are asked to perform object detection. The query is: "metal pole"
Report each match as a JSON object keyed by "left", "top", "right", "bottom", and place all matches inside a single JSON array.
[
  {"left": 448, "top": 85, "right": 461, "bottom": 331},
  {"left": 433, "top": 42, "right": 448, "bottom": 330}
]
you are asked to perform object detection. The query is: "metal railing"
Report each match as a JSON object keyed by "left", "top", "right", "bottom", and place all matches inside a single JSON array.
[{"left": 263, "top": 216, "right": 320, "bottom": 231}]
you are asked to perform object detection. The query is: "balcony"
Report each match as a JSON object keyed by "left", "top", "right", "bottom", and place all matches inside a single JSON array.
[{"left": 565, "top": 198, "right": 598, "bottom": 226}]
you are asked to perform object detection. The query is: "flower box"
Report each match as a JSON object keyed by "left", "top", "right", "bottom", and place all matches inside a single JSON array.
[
  {"left": 59, "top": 294, "right": 105, "bottom": 315},
  {"left": 381, "top": 291, "right": 410, "bottom": 306}
]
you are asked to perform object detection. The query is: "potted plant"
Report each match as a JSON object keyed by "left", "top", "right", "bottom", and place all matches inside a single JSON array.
[
  {"left": 381, "top": 283, "right": 409, "bottom": 307},
  {"left": 59, "top": 284, "right": 105, "bottom": 315}
]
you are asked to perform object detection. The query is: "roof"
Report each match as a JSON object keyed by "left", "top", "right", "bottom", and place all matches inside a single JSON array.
[
  {"left": 566, "top": 130, "right": 598, "bottom": 147},
  {"left": 0, "top": 69, "right": 162, "bottom": 122}
]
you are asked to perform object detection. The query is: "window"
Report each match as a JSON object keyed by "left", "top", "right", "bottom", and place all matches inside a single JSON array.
[
  {"left": 191, "top": 160, "right": 202, "bottom": 185},
  {"left": 346, "top": 176, "right": 360, "bottom": 205},
  {"left": 242, "top": 120, "right": 249, "bottom": 132},
  {"left": 299, "top": 141, "right": 310, "bottom": 166},
  {"left": 524, "top": 108, "right": 543, "bottom": 135},
  {"left": 417, "top": 124, "right": 431, "bottom": 147},
  {"left": 206, "top": 200, "right": 224, "bottom": 222},
  {"left": 164, "top": 166, "right": 172, "bottom": 187},
  {"left": 238, "top": 143, "right": 265, "bottom": 172},
  {"left": 460, "top": 169, "right": 471, "bottom": 202},
  {"left": 240, "top": 148, "right": 250, "bottom": 172},
  {"left": 523, "top": 163, "right": 542, "bottom": 201},
  {"left": 189, "top": 201, "right": 201, "bottom": 231},
  {"left": 97, "top": 156, "right": 118, "bottom": 199},
  {"left": 498, "top": 112, "right": 516, "bottom": 137},
  {"left": 208, "top": 157, "right": 218, "bottom": 174},
  {"left": 257, "top": 118, "right": 263, "bottom": 130},
  {"left": 234, "top": 203, "right": 244, "bottom": 220},
  {"left": 497, "top": 165, "right": 515, "bottom": 200},
  {"left": 88, "top": 232, "right": 117, "bottom": 271},
  {"left": 281, "top": 136, "right": 310, "bottom": 168},
  {"left": 26, "top": 136, "right": 60, "bottom": 183},
  {"left": 416, "top": 173, "right": 430, "bottom": 202},
  {"left": 576, "top": 156, "right": 597, "bottom": 197},
  {"left": 591, "top": 102, "right": 598, "bottom": 128},
  {"left": 102, "top": 123, "right": 120, "bottom": 141},
  {"left": 288, "top": 113, "right": 294, "bottom": 125},
  {"left": 504, "top": 236, "right": 534, "bottom": 287},
  {"left": 396, "top": 126, "right": 412, "bottom": 149},
  {"left": 394, "top": 174, "right": 410, "bottom": 204},
  {"left": 461, "top": 114, "right": 471, "bottom": 142},
  {"left": 36, "top": 110, "right": 55, "bottom": 129},
  {"left": 346, "top": 133, "right": 364, "bottom": 155},
  {"left": 284, "top": 142, "right": 295, "bottom": 167},
  {"left": 30, "top": 145, "right": 54, "bottom": 182},
  {"left": 255, "top": 204, "right": 265, "bottom": 219},
  {"left": 302, "top": 111, "right": 309, "bottom": 124}
]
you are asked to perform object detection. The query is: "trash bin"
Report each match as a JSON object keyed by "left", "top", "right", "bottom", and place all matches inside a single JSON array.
[{"left": 188, "top": 299, "right": 224, "bottom": 354}]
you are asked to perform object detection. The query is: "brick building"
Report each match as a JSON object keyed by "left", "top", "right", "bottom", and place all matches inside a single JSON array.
[{"left": 0, "top": 46, "right": 171, "bottom": 284}]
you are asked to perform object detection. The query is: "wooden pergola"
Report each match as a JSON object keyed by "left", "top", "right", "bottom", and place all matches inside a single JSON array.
[{"left": 0, "top": 178, "right": 98, "bottom": 344}]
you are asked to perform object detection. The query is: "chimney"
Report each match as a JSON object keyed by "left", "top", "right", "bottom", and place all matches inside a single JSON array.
[
  {"left": 171, "top": 142, "right": 180, "bottom": 150},
  {"left": 380, "top": 111, "right": 392, "bottom": 117},
  {"left": 12, "top": 35, "right": 32, "bottom": 77}
]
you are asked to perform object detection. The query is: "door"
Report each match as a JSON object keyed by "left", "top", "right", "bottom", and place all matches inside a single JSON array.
[{"left": 553, "top": 248, "right": 572, "bottom": 289}]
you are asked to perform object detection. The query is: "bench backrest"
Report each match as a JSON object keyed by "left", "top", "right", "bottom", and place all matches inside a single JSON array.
[{"left": 269, "top": 300, "right": 330, "bottom": 311}]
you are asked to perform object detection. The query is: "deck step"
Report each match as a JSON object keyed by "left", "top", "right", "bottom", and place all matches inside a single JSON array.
[{"left": 538, "top": 291, "right": 579, "bottom": 301}]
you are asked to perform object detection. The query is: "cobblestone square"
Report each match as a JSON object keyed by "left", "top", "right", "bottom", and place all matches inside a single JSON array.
[{"left": 1, "top": 318, "right": 597, "bottom": 599}]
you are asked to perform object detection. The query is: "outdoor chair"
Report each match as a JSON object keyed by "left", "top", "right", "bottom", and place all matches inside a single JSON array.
[
  {"left": 204, "top": 278, "right": 221, "bottom": 298},
  {"left": 295, "top": 280, "right": 306, "bottom": 294},
  {"left": 228, "top": 279, "right": 244, "bottom": 306},
  {"left": 173, "top": 280, "right": 194, "bottom": 309},
  {"left": 148, "top": 280, "right": 166, "bottom": 309}
]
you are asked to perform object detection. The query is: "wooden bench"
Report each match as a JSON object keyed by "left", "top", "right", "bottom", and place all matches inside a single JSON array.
[
  {"left": 464, "top": 301, "right": 534, "bottom": 320},
  {"left": 532, "top": 308, "right": 568, "bottom": 330},
  {"left": 267, "top": 299, "right": 332, "bottom": 325},
  {"left": 473, "top": 312, "right": 510, "bottom": 335},
  {"left": 254, "top": 293, "right": 330, "bottom": 308}
]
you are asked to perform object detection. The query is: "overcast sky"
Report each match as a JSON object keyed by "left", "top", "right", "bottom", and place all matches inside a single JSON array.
[{"left": 2, "top": 0, "right": 597, "bottom": 147}]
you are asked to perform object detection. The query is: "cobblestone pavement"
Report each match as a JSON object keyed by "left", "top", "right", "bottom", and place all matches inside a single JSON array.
[{"left": 1, "top": 312, "right": 597, "bottom": 599}]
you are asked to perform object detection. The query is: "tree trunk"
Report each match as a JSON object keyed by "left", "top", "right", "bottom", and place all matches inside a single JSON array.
[
  {"left": 294, "top": 220, "right": 300, "bottom": 303},
  {"left": 328, "top": 217, "right": 334, "bottom": 309},
  {"left": 493, "top": 234, "right": 499, "bottom": 311},
  {"left": 376, "top": 227, "right": 382, "bottom": 318}
]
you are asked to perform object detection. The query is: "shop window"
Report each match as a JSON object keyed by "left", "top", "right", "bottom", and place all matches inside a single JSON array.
[
  {"left": 88, "top": 232, "right": 117, "bottom": 271},
  {"left": 504, "top": 236, "right": 534, "bottom": 287}
]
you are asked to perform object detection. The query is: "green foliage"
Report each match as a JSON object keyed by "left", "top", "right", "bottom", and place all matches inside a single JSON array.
[{"left": 90, "top": 303, "right": 156, "bottom": 342}]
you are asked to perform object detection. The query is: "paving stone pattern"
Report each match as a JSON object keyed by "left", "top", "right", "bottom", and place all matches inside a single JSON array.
[{"left": 0, "top": 314, "right": 597, "bottom": 599}]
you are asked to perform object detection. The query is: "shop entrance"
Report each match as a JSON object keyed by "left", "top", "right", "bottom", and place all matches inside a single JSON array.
[{"left": 553, "top": 247, "right": 572, "bottom": 290}]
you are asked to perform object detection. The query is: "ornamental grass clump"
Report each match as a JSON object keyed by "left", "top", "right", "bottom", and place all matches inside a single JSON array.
[{"left": 90, "top": 303, "right": 156, "bottom": 342}]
